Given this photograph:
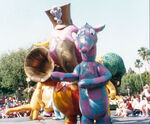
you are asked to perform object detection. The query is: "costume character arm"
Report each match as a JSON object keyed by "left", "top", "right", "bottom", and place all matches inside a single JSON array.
[
  {"left": 38, "top": 100, "right": 45, "bottom": 108},
  {"left": 51, "top": 65, "right": 80, "bottom": 82},
  {"left": 79, "top": 63, "right": 112, "bottom": 88},
  {"left": 37, "top": 90, "right": 45, "bottom": 108}
]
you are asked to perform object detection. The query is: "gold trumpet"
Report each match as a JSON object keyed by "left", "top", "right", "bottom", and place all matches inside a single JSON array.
[{"left": 24, "top": 47, "right": 54, "bottom": 82}]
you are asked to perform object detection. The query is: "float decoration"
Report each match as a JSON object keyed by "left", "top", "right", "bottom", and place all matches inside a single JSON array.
[
  {"left": 102, "top": 53, "right": 126, "bottom": 94},
  {"left": 51, "top": 23, "right": 112, "bottom": 123},
  {"left": 6, "top": 82, "right": 45, "bottom": 120},
  {"left": 96, "top": 53, "right": 126, "bottom": 99},
  {"left": 5, "top": 3, "right": 126, "bottom": 123}
]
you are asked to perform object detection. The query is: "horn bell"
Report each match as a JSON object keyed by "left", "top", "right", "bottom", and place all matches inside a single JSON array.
[
  {"left": 24, "top": 47, "right": 54, "bottom": 82},
  {"left": 56, "top": 40, "right": 78, "bottom": 72}
]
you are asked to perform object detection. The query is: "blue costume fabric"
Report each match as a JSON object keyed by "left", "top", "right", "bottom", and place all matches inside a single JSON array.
[
  {"left": 51, "top": 23, "right": 112, "bottom": 124},
  {"left": 48, "top": 86, "right": 65, "bottom": 120}
]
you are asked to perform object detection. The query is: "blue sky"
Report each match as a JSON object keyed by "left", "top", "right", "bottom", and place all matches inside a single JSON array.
[{"left": 0, "top": 0, "right": 149, "bottom": 72}]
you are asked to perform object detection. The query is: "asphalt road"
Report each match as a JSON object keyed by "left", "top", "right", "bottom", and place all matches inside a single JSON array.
[
  {"left": 111, "top": 115, "right": 150, "bottom": 124},
  {"left": 0, "top": 111, "right": 150, "bottom": 124},
  {"left": 0, "top": 117, "right": 66, "bottom": 124}
]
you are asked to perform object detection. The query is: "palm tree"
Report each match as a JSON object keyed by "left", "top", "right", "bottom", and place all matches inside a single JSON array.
[
  {"left": 128, "top": 68, "right": 135, "bottom": 74},
  {"left": 135, "top": 59, "right": 144, "bottom": 87},
  {"left": 138, "top": 47, "right": 150, "bottom": 72}
]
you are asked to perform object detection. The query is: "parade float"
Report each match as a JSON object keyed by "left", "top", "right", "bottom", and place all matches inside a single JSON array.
[
  {"left": 6, "top": 3, "right": 126, "bottom": 124},
  {"left": 51, "top": 22, "right": 112, "bottom": 123}
]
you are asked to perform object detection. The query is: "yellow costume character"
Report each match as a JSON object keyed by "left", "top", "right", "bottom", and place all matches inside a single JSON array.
[
  {"left": 6, "top": 82, "right": 45, "bottom": 120},
  {"left": 5, "top": 3, "right": 125, "bottom": 123}
]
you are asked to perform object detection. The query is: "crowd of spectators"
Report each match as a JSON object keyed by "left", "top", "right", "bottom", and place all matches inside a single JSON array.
[
  {"left": 0, "top": 96, "right": 30, "bottom": 119},
  {"left": 115, "top": 84, "right": 150, "bottom": 117},
  {"left": 1, "top": 84, "right": 150, "bottom": 119}
]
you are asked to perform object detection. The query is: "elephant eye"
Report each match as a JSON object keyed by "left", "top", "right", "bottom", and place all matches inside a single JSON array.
[
  {"left": 72, "top": 32, "right": 77, "bottom": 40},
  {"left": 90, "top": 28, "right": 95, "bottom": 35}
]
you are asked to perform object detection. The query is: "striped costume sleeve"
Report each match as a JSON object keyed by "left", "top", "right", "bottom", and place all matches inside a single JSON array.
[
  {"left": 51, "top": 65, "right": 80, "bottom": 82},
  {"left": 79, "top": 64, "right": 112, "bottom": 88}
]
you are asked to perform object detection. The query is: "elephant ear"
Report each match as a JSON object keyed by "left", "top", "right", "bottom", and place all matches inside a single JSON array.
[
  {"left": 94, "top": 25, "right": 105, "bottom": 33},
  {"left": 56, "top": 40, "right": 78, "bottom": 72}
]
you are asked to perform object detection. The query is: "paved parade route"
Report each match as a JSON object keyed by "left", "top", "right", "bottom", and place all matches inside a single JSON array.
[
  {"left": 1, "top": 116, "right": 150, "bottom": 124},
  {"left": 1, "top": 114, "right": 150, "bottom": 124},
  {"left": 0, "top": 117, "right": 66, "bottom": 124},
  {"left": 111, "top": 115, "right": 150, "bottom": 124}
]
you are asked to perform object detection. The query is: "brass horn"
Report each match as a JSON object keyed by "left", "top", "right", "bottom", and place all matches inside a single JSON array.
[{"left": 24, "top": 47, "right": 54, "bottom": 82}]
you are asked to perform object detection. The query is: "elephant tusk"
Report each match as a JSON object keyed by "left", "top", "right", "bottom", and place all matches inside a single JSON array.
[
  {"left": 32, "top": 40, "right": 50, "bottom": 47},
  {"left": 106, "top": 81, "right": 117, "bottom": 100}
]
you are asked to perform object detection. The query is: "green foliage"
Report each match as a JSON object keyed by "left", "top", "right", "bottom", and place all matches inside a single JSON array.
[
  {"left": 138, "top": 47, "right": 150, "bottom": 61},
  {"left": 102, "top": 53, "right": 126, "bottom": 90},
  {"left": 102, "top": 53, "right": 126, "bottom": 77},
  {"left": 119, "top": 73, "right": 136, "bottom": 95},
  {"left": 0, "top": 48, "right": 28, "bottom": 98},
  {"left": 135, "top": 59, "right": 143, "bottom": 69},
  {"left": 128, "top": 68, "right": 135, "bottom": 74},
  {"left": 120, "top": 47, "right": 150, "bottom": 96},
  {"left": 142, "top": 72, "right": 150, "bottom": 85},
  {"left": 138, "top": 47, "right": 150, "bottom": 72},
  {"left": 119, "top": 71, "right": 150, "bottom": 96}
]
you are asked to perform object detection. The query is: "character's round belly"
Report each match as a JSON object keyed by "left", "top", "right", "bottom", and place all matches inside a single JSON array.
[
  {"left": 53, "top": 82, "right": 81, "bottom": 116},
  {"left": 79, "top": 87, "right": 108, "bottom": 120}
]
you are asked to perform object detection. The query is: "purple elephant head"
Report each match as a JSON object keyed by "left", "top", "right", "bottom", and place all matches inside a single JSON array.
[{"left": 49, "top": 25, "right": 82, "bottom": 72}]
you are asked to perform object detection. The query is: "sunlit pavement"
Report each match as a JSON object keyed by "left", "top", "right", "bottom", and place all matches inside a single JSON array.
[
  {"left": 0, "top": 111, "right": 150, "bottom": 124},
  {"left": 111, "top": 111, "right": 150, "bottom": 124},
  {"left": 0, "top": 116, "right": 66, "bottom": 124}
]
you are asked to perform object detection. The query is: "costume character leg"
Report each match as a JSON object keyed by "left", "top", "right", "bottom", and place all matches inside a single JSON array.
[
  {"left": 81, "top": 115, "right": 94, "bottom": 124},
  {"left": 96, "top": 113, "right": 111, "bottom": 124}
]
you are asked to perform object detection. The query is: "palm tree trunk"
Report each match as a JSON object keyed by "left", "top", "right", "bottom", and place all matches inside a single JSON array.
[
  {"left": 143, "top": 60, "right": 149, "bottom": 72},
  {"left": 139, "top": 68, "right": 144, "bottom": 88},
  {"left": 146, "top": 60, "right": 150, "bottom": 72}
]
